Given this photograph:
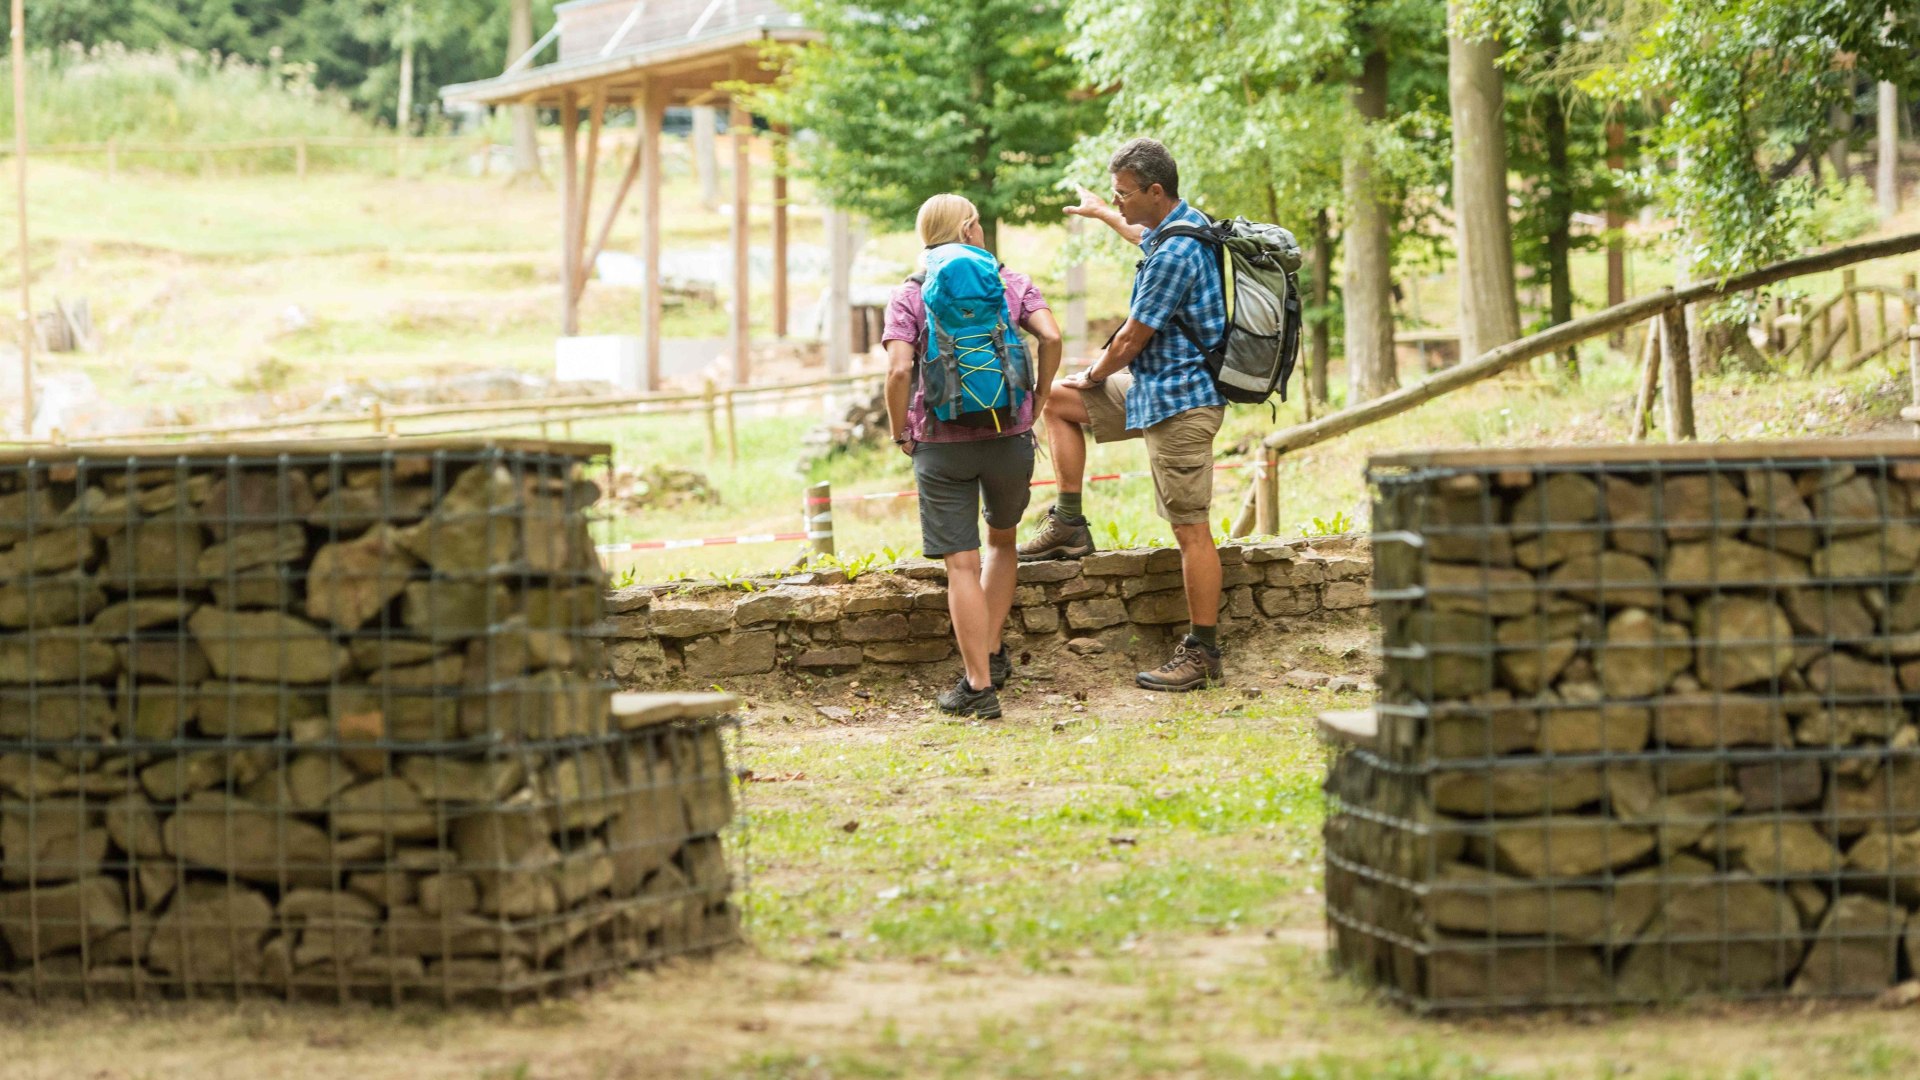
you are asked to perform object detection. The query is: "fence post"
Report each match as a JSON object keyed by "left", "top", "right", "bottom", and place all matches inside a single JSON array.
[
  {"left": 1904, "top": 273, "right": 1917, "bottom": 331},
  {"left": 296, "top": 136, "right": 308, "bottom": 181},
  {"left": 1254, "top": 447, "right": 1280, "bottom": 536},
  {"left": 1630, "top": 316, "right": 1662, "bottom": 442},
  {"left": 1844, "top": 269, "right": 1862, "bottom": 358},
  {"left": 1659, "top": 305, "right": 1696, "bottom": 441},
  {"left": 723, "top": 388, "right": 738, "bottom": 466},
  {"left": 702, "top": 378, "right": 718, "bottom": 460},
  {"left": 806, "top": 481, "right": 834, "bottom": 558}
]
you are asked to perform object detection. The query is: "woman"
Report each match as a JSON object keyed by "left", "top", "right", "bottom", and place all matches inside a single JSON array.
[{"left": 882, "top": 194, "right": 1063, "bottom": 718}]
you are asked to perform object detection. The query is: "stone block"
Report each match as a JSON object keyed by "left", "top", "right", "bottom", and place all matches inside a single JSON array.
[
  {"left": 1257, "top": 586, "right": 1317, "bottom": 618},
  {"left": 842, "top": 613, "right": 910, "bottom": 642},
  {"left": 1792, "top": 896, "right": 1903, "bottom": 995},
  {"left": 1016, "top": 561, "right": 1082, "bottom": 583},
  {"left": 0, "top": 877, "right": 125, "bottom": 960},
  {"left": 1221, "top": 563, "right": 1264, "bottom": 588},
  {"left": 1243, "top": 542, "right": 1298, "bottom": 564},
  {"left": 684, "top": 632, "right": 777, "bottom": 678},
  {"left": 792, "top": 647, "right": 863, "bottom": 670},
  {"left": 1049, "top": 576, "right": 1108, "bottom": 602},
  {"left": 1144, "top": 548, "right": 1183, "bottom": 573},
  {"left": 1321, "top": 581, "right": 1370, "bottom": 610},
  {"left": 1120, "top": 572, "right": 1186, "bottom": 599},
  {"left": 306, "top": 525, "right": 417, "bottom": 632},
  {"left": 1126, "top": 591, "right": 1189, "bottom": 626},
  {"left": 908, "top": 611, "right": 952, "bottom": 638},
  {"left": 147, "top": 882, "right": 274, "bottom": 982},
  {"left": 1022, "top": 606, "right": 1060, "bottom": 634},
  {"left": 1597, "top": 609, "right": 1691, "bottom": 698},
  {"left": 864, "top": 640, "right": 952, "bottom": 663},
  {"left": 648, "top": 601, "right": 731, "bottom": 639},
  {"left": 1082, "top": 551, "right": 1148, "bottom": 576},
  {"left": 842, "top": 593, "right": 912, "bottom": 614},
  {"left": 1226, "top": 586, "right": 1254, "bottom": 620},
  {"left": 1066, "top": 597, "right": 1128, "bottom": 630},
  {"left": 1693, "top": 596, "right": 1794, "bottom": 690}
]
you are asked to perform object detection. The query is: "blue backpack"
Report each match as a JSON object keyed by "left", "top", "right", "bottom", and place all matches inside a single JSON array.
[{"left": 913, "top": 244, "right": 1032, "bottom": 431}]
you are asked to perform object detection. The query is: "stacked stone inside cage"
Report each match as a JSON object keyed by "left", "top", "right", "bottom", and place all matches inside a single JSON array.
[
  {"left": 0, "top": 441, "right": 737, "bottom": 1002},
  {"left": 1329, "top": 444, "right": 1920, "bottom": 1010}
]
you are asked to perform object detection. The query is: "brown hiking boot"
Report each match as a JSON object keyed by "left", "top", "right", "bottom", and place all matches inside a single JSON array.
[
  {"left": 1135, "top": 635, "right": 1224, "bottom": 693},
  {"left": 1017, "top": 508, "right": 1096, "bottom": 562}
]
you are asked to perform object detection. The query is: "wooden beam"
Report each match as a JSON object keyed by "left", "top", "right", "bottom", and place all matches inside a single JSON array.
[
  {"left": 574, "top": 87, "right": 608, "bottom": 299},
  {"left": 641, "top": 78, "right": 664, "bottom": 392},
  {"left": 771, "top": 124, "right": 790, "bottom": 339},
  {"left": 578, "top": 121, "right": 648, "bottom": 306},
  {"left": 1262, "top": 229, "right": 1920, "bottom": 454},
  {"left": 826, "top": 207, "right": 853, "bottom": 375},
  {"left": 729, "top": 67, "right": 752, "bottom": 386},
  {"left": 559, "top": 93, "right": 581, "bottom": 337}
]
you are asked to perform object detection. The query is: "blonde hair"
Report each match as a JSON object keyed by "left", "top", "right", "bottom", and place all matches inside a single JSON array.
[{"left": 916, "top": 193, "right": 978, "bottom": 248}]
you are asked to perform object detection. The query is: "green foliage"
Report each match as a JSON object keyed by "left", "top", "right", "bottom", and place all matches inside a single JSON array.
[
  {"left": 1580, "top": 1, "right": 1920, "bottom": 278},
  {"left": 0, "top": 44, "right": 378, "bottom": 147},
  {"left": 759, "top": 0, "right": 1102, "bottom": 245},
  {"left": 1299, "top": 509, "right": 1354, "bottom": 537}
]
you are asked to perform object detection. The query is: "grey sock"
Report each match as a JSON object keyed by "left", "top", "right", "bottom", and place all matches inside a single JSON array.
[{"left": 1056, "top": 492, "right": 1085, "bottom": 522}]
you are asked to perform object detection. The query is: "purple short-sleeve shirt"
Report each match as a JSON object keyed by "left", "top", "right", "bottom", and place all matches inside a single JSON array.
[{"left": 882, "top": 267, "right": 1050, "bottom": 443}]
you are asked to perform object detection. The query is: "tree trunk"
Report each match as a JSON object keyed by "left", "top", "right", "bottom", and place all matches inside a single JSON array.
[
  {"left": 980, "top": 216, "right": 998, "bottom": 256},
  {"left": 1879, "top": 81, "right": 1901, "bottom": 217},
  {"left": 1310, "top": 207, "right": 1332, "bottom": 405},
  {"left": 693, "top": 106, "right": 721, "bottom": 210},
  {"left": 1605, "top": 120, "right": 1626, "bottom": 347},
  {"left": 1344, "top": 48, "right": 1396, "bottom": 404},
  {"left": 508, "top": 0, "right": 540, "bottom": 179},
  {"left": 1829, "top": 99, "right": 1854, "bottom": 182},
  {"left": 396, "top": 39, "right": 415, "bottom": 134},
  {"left": 1447, "top": 8, "right": 1521, "bottom": 362}
]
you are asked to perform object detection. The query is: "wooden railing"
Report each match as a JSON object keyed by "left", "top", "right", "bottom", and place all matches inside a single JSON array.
[{"left": 1230, "top": 231, "right": 1920, "bottom": 536}]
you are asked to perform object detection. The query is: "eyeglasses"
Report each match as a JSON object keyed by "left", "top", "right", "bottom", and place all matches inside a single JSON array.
[{"left": 1112, "top": 186, "right": 1142, "bottom": 204}]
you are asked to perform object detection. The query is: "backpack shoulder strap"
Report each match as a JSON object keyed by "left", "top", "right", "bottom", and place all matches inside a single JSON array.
[{"left": 1146, "top": 221, "right": 1230, "bottom": 356}]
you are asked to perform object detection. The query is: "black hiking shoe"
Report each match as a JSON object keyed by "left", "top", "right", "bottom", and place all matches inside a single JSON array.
[
  {"left": 936, "top": 674, "right": 1002, "bottom": 719},
  {"left": 1018, "top": 507, "right": 1096, "bottom": 562},
  {"left": 1135, "top": 635, "right": 1225, "bottom": 693},
  {"left": 989, "top": 646, "right": 1012, "bottom": 690}
]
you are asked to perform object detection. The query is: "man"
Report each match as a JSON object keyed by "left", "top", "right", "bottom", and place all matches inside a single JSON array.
[{"left": 1018, "top": 137, "right": 1228, "bottom": 693}]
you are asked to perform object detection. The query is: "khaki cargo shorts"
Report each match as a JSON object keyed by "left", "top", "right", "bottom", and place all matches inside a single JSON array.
[{"left": 1079, "top": 372, "right": 1225, "bottom": 526}]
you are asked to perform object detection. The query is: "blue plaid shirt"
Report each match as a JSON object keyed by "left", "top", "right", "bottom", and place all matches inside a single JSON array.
[{"left": 1123, "top": 199, "right": 1227, "bottom": 430}]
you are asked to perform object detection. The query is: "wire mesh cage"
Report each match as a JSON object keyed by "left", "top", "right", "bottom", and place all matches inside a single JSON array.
[
  {"left": 0, "top": 439, "right": 738, "bottom": 1003},
  {"left": 1330, "top": 442, "right": 1920, "bottom": 1011}
]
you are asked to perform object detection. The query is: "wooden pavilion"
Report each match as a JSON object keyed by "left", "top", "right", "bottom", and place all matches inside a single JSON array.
[{"left": 440, "top": 0, "right": 826, "bottom": 390}]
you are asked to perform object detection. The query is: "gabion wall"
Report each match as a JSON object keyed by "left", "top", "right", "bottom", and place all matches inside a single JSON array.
[
  {"left": 1331, "top": 442, "right": 1920, "bottom": 1010},
  {"left": 0, "top": 440, "right": 736, "bottom": 1002}
]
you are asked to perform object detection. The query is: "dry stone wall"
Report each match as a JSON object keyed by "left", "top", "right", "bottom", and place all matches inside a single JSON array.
[
  {"left": 603, "top": 538, "right": 1373, "bottom": 688},
  {"left": 0, "top": 442, "right": 738, "bottom": 1003},
  {"left": 1331, "top": 444, "right": 1920, "bottom": 1010}
]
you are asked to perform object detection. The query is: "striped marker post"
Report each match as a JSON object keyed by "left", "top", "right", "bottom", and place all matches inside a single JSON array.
[{"left": 805, "top": 480, "right": 834, "bottom": 557}]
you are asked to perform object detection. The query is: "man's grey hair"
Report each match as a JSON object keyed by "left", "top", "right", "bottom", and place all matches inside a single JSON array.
[{"left": 1109, "top": 138, "right": 1179, "bottom": 200}]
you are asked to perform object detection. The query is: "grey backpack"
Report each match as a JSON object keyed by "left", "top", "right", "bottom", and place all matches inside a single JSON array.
[{"left": 1153, "top": 215, "right": 1304, "bottom": 405}]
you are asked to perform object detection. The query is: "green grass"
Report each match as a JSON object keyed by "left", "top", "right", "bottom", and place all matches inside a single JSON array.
[{"left": 739, "top": 693, "right": 1326, "bottom": 969}]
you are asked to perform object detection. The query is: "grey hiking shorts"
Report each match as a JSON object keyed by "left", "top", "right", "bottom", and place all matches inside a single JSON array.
[{"left": 911, "top": 434, "right": 1036, "bottom": 557}]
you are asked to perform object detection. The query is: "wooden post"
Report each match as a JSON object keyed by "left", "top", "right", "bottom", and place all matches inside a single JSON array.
[
  {"left": 1659, "top": 305, "right": 1695, "bottom": 441},
  {"left": 559, "top": 94, "right": 582, "bottom": 337},
  {"left": 575, "top": 87, "right": 608, "bottom": 299},
  {"left": 1910, "top": 325, "right": 1920, "bottom": 438},
  {"left": 1254, "top": 447, "right": 1280, "bottom": 536},
  {"left": 1904, "top": 273, "right": 1917, "bottom": 333},
  {"left": 1879, "top": 290, "right": 1890, "bottom": 349},
  {"left": 295, "top": 136, "right": 308, "bottom": 180},
  {"left": 724, "top": 388, "right": 738, "bottom": 465},
  {"left": 1630, "top": 317, "right": 1661, "bottom": 442},
  {"left": 640, "top": 79, "right": 663, "bottom": 392},
  {"left": 10, "top": 0, "right": 32, "bottom": 436},
  {"left": 729, "top": 70, "right": 752, "bottom": 386},
  {"left": 702, "top": 377, "right": 718, "bottom": 459},
  {"left": 806, "top": 481, "right": 834, "bottom": 558},
  {"left": 1844, "top": 268, "right": 1862, "bottom": 358},
  {"left": 771, "top": 124, "right": 790, "bottom": 339}
]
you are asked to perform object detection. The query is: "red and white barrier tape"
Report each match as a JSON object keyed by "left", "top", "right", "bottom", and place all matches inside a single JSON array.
[
  {"left": 595, "top": 461, "right": 1250, "bottom": 554},
  {"left": 838, "top": 460, "right": 1247, "bottom": 504}
]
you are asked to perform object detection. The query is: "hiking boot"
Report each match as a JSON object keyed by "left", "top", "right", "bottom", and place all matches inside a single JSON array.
[
  {"left": 936, "top": 674, "right": 1002, "bottom": 719},
  {"left": 1135, "top": 635, "right": 1225, "bottom": 693},
  {"left": 1018, "top": 508, "right": 1096, "bottom": 562},
  {"left": 989, "top": 646, "right": 1013, "bottom": 690}
]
